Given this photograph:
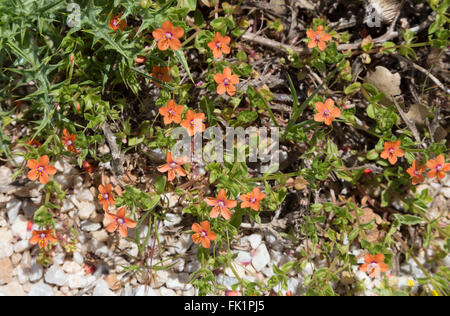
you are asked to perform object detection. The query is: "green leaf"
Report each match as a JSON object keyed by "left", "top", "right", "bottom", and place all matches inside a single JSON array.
[
  {"left": 394, "top": 214, "right": 424, "bottom": 226},
  {"left": 155, "top": 176, "right": 166, "bottom": 195},
  {"left": 174, "top": 49, "right": 194, "bottom": 83},
  {"left": 344, "top": 82, "right": 361, "bottom": 95}
]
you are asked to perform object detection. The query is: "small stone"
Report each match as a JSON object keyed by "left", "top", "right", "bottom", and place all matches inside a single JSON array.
[
  {"left": 98, "top": 144, "right": 110, "bottom": 155},
  {"left": 78, "top": 189, "right": 94, "bottom": 202},
  {"left": 80, "top": 220, "right": 101, "bottom": 232},
  {"left": 93, "top": 279, "right": 116, "bottom": 296},
  {"left": 162, "top": 193, "right": 179, "bottom": 208},
  {"left": 73, "top": 252, "right": 84, "bottom": 265},
  {"left": 63, "top": 261, "right": 83, "bottom": 274},
  {"left": 0, "top": 281, "right": 25, "bottom": 296},
  {"left": 184, "top": 260, "right": 201, "bottom": 273},
  {"left": 67, "top": 274, "right": 95, "bottom": 289},
  {"left": 165, "top": 272, "right": 192, "bottom": 291},
  {"left": 78, "top": 201, "right": 96, "bottom": 220},
  {"left": 173, "top": 258, "right": 185, "bottom": 272},
  {"left": 11, "top": 215, "right": 29, "bottom": 240},
  {"left": 252, "top": 244, "right": 270, "bottom": 272},
  {"left": 22, "top": 200, "right": 38, "bottom": 218},
  {"left": 29, "top": 259, "right": 44, "bottom": 282},
  {"left": 14, "top": 240, "right": 32, "bottom": 253},
  {"left": 0, "top": 166, "right": 12, "bottom": 187},
  {"left": 174, "top": 234, "right": 193, "bottom": 254},
  {"left": 134, "top": 285, "right": 159, "bottom": 296},
  {"left": 248, "top": 234, "right": 263, "bottom": 249},
  {"left": 28, "top": 281, "right": 54, "bottom": 296},
  {"left": 17, "top": 266, "right": 29, "bottom": 284},
  {"left": 152, "top": 270, "right": 169, "bottom": 288},
  {"left": 105, "top": 274, "right": 120, "bottom": 291},
  {"left": 442, "top": 187, "right": 450, "bottom": 199},
  {"left": 6, "top": 199, "right": 22, "bottom": 223},
  {"left": 91, "top": 230, "right": 109, "bottom": 243},
  {"left": 217, "top": 275, "right": 239, "bottom": 290},
  {"left": 163, "top": 213, "right": 182, "bottom": 227},
  {"left": 235, "top": 251, "right": 252, "bottom": 264},
  {"left": 0, "top": 258, "right": 13, "bottom": 285},
  {"left": 0, "top": 230, "right": 13, "bottom": 259},
  {"left": 44, "top": 265, "right": 67, "bottom": 286},
  {"left": 159, "top": 287, "right": 177, "bottom": 296},
  {"left": 11, "top": 253, "right": 22, "bottom": 266},
  {"left": 302, "top": 262, "right": 315, "bottom": 276},
  {"left": 61, "top": 199, "right": 75, "bottom": 212}
]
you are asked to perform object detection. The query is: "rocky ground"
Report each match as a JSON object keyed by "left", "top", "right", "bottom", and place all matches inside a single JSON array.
[{"left": 1, "top": 153, "right": 449, "bottom": 296}]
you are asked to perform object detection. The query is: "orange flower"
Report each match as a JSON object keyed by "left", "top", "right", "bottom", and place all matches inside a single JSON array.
[
  {"left": 104, "top": 207, "right": 137, "bottom": 238},
  {"left": 30, "top": 229, "right": 57, "bottom": 249},
  {"left": 27, "top": 155, "right": 57, "bottom": 184},
  {"left": 240, "top": 187, "right": 266, "bottom": 211},
  {"left": 314, "top": 99, "right": 340, "bottom": 126},
  {"left": 380, "top": 140, "right": 404, "bottom": 165},
  {"left": 62, "top": 128, "right": 77, "bottom": 153},
  {"left": 152, "top": 20, "right": 184, "bottom": 51},
  {"left": 26, "top": 139, "right": 41, "bottom": 151},
  {"left": 206, "top": 189, "right": 237, "bottom": 220},
  {"left": 208, "top": 32, "right": 231, "bottom": 58},
  {"left": 109, "top": 14, "right": 126, "bottom": 31},
  {"left": 150, "top": 66, "right": 172, "bottom": 88},
  {"left": 135, "top": 55, "right": 147, "bottom": 64},
  {"left": 360, "top": 254, "right": 389, "bottom": 278},
  {"left": 214, "top": 67, "right": 239, "bottom": 96},
  {"left": 306, "top": 25, "right": 331, "bottom": 51},
  {"left": 98, "top": 184, "right": 115, "bottom": 211},
  {"left": 191, "top": 221, "right": 217, "bottom": 248},
  {"left": 180, "top": 110, "right": 206, "bottom": 136},
  {"left": 157, "top": 152, "right": 187, "bottom": 181},
  {"left": 406, "top": 160, "right": 426, "bottom": 185},
  {"left": 226, "top": 290, "right": 240, "bottom": 296},
  {"left": 159, "top": 100, "right": 185, "bottom": 125},
  {"left": 427, "top": 155, "right": 450, "bottom": 180},
  {"left": 82, "top": 160, "right": 94, "bottom": 174}
]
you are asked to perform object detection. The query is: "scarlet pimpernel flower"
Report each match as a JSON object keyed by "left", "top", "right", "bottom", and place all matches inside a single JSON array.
[
  {"left": 360, "top": 254, "right": 389, "bottom": 278},
  {"left": 109, "top": 14, "right": 126, "bottom": 31},
  {"left": 62, "top": 128, "right": 77, "bottom": 153},
  {"left": 191, "top": 221, "right": 217, "bottom": 248},
  {"left": 27, "top": 155, "right": 56, "bottom": 184},
  {"left": 427, "top": 155, "right": 450, "bottom": 180},
  {"left": 180, "top": 110, "right": 206, "bottom": 136},
  {"left": 314, "top": 99, "right": 340, "bottom": 126},
  {"left": 240, "top": 187, "right": 266, "bottom": 211},
  {"left": 306, "top": 25, "right": 331, "bottom": 51},
  {"left": 30, "top": 229, "right": 57, "bottom": 249},
  {"left": 214, "top": 67, "right": 239, "bottom": 96},
  {"left": 157, "top": 152, "right": 187, "bottom": 181},
  {"left": 406, "top": 160, "right": 426, "bottom": 185},
  {"left": 152, "top": 20, "right": 184, "bottom": 51},
  {"left": 26, "top": 139, "right": 41, "bottom": 151},
  {"left": 159, "top": 100, "right": 185, "bottom": 125},
  {"left": 380, "top": 140, "right": 404, "bottom": 165},
  {"left": 150, "top": 66, "right": 171, "bottom": 88},
  {"left": 206, "top": 189, "right": 237, "bottom": 220},
  {"left": 208, "top": 32, "right": 231, "bottom": 58},
  {"left": 105, "top": 207, "right": 137, "bottom": 238},
  {"left": 98, "top": 184, "right": 115, "bottom": 211}
]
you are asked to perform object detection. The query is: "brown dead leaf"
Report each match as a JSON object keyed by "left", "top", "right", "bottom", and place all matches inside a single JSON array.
[
  {"left": 365, "top": 66, "right": 402, "bottom": 104},
  {"left": 405, "top": 103, "right": 430, "bottom": 128}
]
